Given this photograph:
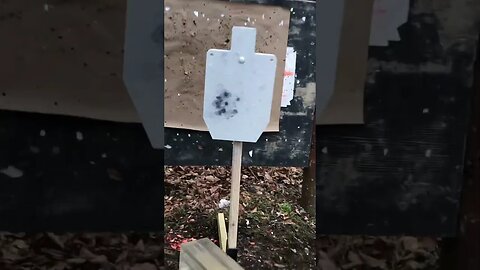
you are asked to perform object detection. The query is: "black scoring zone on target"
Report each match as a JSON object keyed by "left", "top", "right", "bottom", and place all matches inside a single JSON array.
[{"left": 213, "top": 90, "right": 240, "bottom": 119}]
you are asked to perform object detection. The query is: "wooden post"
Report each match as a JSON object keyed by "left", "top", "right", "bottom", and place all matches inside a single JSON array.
[
  {"left": 227, "top": 141, "right": 243, "bottom": 260},
  {"left": 439, "top": 43, "right": 480, "bottom": 270},
  {"left": 301, "top": 118, "right": 316, "bottom": 217}
]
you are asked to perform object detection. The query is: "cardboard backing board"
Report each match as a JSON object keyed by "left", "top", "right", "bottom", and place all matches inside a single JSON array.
[
  {"left": 164, "top": 0, "right": 290, "bottom": 131},
  {"left": 0, "top": 0, "right": 139, "bottom": 123}
]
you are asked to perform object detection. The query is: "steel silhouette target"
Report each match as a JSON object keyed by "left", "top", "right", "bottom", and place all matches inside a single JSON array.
[{"left": 203, "top": 26, "right": 277, "bottom": 143}]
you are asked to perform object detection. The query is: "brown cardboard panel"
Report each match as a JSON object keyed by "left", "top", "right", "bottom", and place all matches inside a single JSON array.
[
  {"left": 164, "top": 0, "right": 290, "bottom": 131},
  {"left": 316, "top": 0, "right": 374, "bottom": 125},
  {"left": 0, "top": 0, "right": 139, "bottom": 123}
]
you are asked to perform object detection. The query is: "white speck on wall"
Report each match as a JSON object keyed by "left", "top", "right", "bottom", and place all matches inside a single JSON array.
[
  {"left": 279, "top": 20, "right": 284, "bottom": 26},
  {"left": 384, "top": 148, "right": 389, "bottom": 156},
  {"left": 76, "top": 131, "right": 83, "bottom": 141},
  {"left": 252, "top": 21, "right": 255, "bottom": 25},
  {"left": 298, "top": 139, "right": 301, "bottom": 142},
  {"left": 202, "top": 13, "right": 205, "bottom": 18},
  {"left": 176, "top": 133, "right": 179, "bottom": 136},
  {"left": 297, "top": 126, "right": 301, "bottom": 129},
  {"left": 302, "top": 16, "right": 306, "bottom": 22},
  {"left": 297, "top": 79, "right": 300, "bottom": 84},
  {"left": 164, "top": 78, "right": 167, "bottom": 82},
  {"left": 423, "top": 108, "right": 430, "bottom": 114},
  {"left": 244, "top": 22, "right": 247, "bottom": 26},
  {"left": 290, "top": 7, "right": 294, "bottom": 12},
  {"left": 265, "top": 138, "right": 269, "bottom": 142},
  {"left": 247, "top": 17, "right": 251, "bottom": 22},
  {"left": 207, "top": 18, "right": 210, "bottom": 21},
  {"left": 217, "top": 18, "right": 220, "bottom": 22},
  {"left": 425, "top": 149, "right": 432, "bottom": 157},
  {"left": 322, "top": 147, "right": 328, "bottom": 154},
  {"left": 177, "top": 93, "right": 181, "bottom": 96},
  {"left": 249, "top": 150, "right": 253, "bottom": 157},
  {"left": 218, "top": 148, "right": 223, "bottom": 152},
  {"left": 165, "top": 145, "right": 172, "bottom": 149},
  {"left": 284, "top": 139, "right": 288, "bottom": 142},
  {"left": 262, "top": 14, "right": 265, "bottom": 20},
  {"left": 193, "top": 11, "right": 199, "bottom": 17},
  {"left": 40, "top": 130, "right": 46, "bottom": 137},
  {"left": 44, "top": 3, "right": 49, "bottom": 12},
  {"left": 165, "top": 6, "right": 170, "bottom": 11},
  {"left": 221, "top": 14, "right": 225, "bottom": 17},
  {"left": 101, "top": 153, "right": 107, "bottom": 158},
  {"left": 187, "top": 134, "right": 191, "bottom": 137},
  {"left": 0, "top": 166, "right": 23, "bottom": 178}
]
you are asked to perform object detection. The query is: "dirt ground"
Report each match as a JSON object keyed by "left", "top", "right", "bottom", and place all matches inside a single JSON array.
[
  {"left": 165, "top": 166, "right": 441, "bottom": 270},
  {"left": 164, "top": 166, "right": 316, "bottom": 269}
]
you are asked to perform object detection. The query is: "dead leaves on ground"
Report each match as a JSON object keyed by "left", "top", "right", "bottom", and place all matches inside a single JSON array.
[
  {"left": 0, "top": 232, "right": 164, "bottom": 270},
  {"left": 317, "top": 235, "right": 439, "bottom": 270},
  {"left": 164, "top": 166, "right": 314, "bottom": 269}
]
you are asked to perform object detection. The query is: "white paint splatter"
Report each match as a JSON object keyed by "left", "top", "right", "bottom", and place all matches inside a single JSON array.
[
  {"left": 165, "top": 6, "right": 171, "bottom": 11},
  {"left": 290, "top": 7, "right": 294, "bottom": 12},
  {"left": 177, "top": 93, "right": 181, "bottom": 96},
  {"left": 262, "top": 14, "right": 265, "bottom": 20},
  {"left": 218, "top": 148, "right": 223, "bottom": 152},
  {"left": 279, "top": 20, "right": 284, "bottom": 26},
  {"left": 207, "top": 18, "right": 210, "bottom": 21},
  {"left": 165, "top": 145, "right": 172, "bottom": 149},
  {"left": 244, "top": 22, "right": 247, "bottom": 26},
  {"left": 302, "top": 16, "right": 306, "bottom": 22},
  {"left": 187, "top": 134, "right": 191, "bottom": 137},
  {"left": 202, "top": 13, "right": 205, "bottom": 18},
  {"left": 221, "top": 14, "right": 225, "bottom": 17},
  {"left": 76, "top": 131, "right": 83, "bottom": 141},
  {"left": 249, "top": 150, "right": 253, "bottom": 157},
  {"left": 425, "top": 149, "right": 432, "bottom": 157},
  {"left": 384, "top": 148, "right": 389, "bottom": 156},
  {"left": 322, "top": 147, "right": 328, "bottom": 154},
  {"left": 423, "top": 108, "right": 430, "bottom": 114},
  {"left": 1, "top": 166, "right": 23, "bottom": 178},
  {"left": 193, "top": 11, "right": 199, "bottom": 17},
  {"left": 40, "top": 130, "right": 46, "bottom": 137},
  {"left": 247, "top": 17, "right": 251, "bottom": 22}
]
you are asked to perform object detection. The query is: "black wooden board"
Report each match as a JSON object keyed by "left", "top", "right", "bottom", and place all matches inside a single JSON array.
[
  {"left": 316, "top": 1, "right": 480, "bottom": 236},
  {"left": 164, "top": 0, "right": 316, "bottom": 167},
  {"left": 0, "top": 110, "right": 164, "bottom": 232}
]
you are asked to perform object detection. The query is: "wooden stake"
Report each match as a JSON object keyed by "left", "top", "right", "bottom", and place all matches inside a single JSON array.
[
  {"left": 217, "top": 213, "right": 228, "bottom": 252},
  {"left": 227, "top": 141, "right": 243, "bottom": 260}
]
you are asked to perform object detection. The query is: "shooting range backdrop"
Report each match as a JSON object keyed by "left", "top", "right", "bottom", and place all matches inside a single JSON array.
[
  {"left": 0, "top": 0, "right": 164, "bottom": 231},
  {"left": 316, "top": 0, "right": 480, "bottom": 236},
  {"left": 164, "top": 0, "right": 317, "bottom": 167}
]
